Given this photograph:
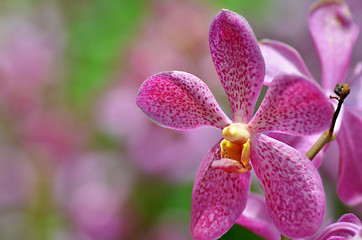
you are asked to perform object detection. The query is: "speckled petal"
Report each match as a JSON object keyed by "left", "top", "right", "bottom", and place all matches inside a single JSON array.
[
  {"left": 236, "top": 193, "right": 280, "bottom": 240},
  {"left": 249, "top": 74, "right": 333, "bottom": 135},
  {"left": 191, "top": 140, "right": 251, "bottom": 240},
  {"left": 250, "top": 134, "right": 325, "bottom": 238},
  {"left": 136, "top": 71, "right": 231, "bottom": 130},
  {"left": 259, "top": 39, "right": 313, "bottom": 85},
  {"left": 336, "top": 107, "right": 362, "bottom": 205},
  {"left": 209, "top": 9, "right": 265, "bottom": 123},
  {"left": 309, "top": 0, "right": 359, "bottom": 93},
  {"left": 267, "top": 132, "right": 326, "bottom": 168}
]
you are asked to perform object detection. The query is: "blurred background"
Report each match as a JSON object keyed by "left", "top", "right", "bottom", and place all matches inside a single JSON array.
[{"left": 0, "top": 0, "right": 360, "bottom": 239}]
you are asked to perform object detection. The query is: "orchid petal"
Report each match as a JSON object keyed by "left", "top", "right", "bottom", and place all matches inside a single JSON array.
[
  {"left": 336, "top": 107, "right": 362, "bottom": 205},
  {"left": 321, "top": 139, "right": 340, "bottom": 182},
  {"left": 345, "top": 61, "right": 362, "bottom": 108},
  {"left": 249, "top": 74, "right": 333, "bottom": 135},
  {"left": 211, "top": 158, "right": 251, "bottom": 174},
  {"left": 236, "top": 193, "right": 280, "bottom": 240},
  {"left": 209, "top": 9, "right": 265, "bottom": 123},
  {"left": 337, "top": 213, "right": 362, "bottom": 226},
  {"left": 266, "top": 132, "right": 326, "bottom": 168},
  {"left": 310, "top": 213, "right": 361, "bottom": 240},
  {"left": 309, "top": 0, "right": 359, "bottom": 92},
  {"left": 259, "top": 39, "right": 313, "bottom": 85},
  {"left": 250, "top": 134, "right": 325, "bottom": 238},
  {"left": 191, "top": 140, "right": 251, "bottom": 240},
  {"left": 136, "top": 71, "right": 231, "bottom": 130},
  {"left": 311, "top": 222, "right": 360, "bottom": 240}
]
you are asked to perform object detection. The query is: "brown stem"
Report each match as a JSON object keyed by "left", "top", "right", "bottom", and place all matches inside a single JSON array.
[{"left": 306, "top": 83, "right": 350, "bottom": 161}]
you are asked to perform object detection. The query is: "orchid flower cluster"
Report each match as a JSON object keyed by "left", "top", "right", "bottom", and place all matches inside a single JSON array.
[{"left": 136, "top": 0, "right": 362, "bottom": 239}]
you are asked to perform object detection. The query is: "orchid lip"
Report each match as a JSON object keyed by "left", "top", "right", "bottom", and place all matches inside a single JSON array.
[
  {"left": 214, "top": 123, "right": 252, "bottom": 174},
  {"left": 222, "top": 123, "right": 250, "bottom": 144}
]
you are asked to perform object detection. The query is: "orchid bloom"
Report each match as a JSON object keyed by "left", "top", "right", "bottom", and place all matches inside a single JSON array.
[
  {"left": 308, "top": 213, "right": 362, "bottom": 240},
  {"left": 136, "top": 9, "right": 333, "bottom": 239},
  {"left": 259, "top": 0, "right": 362, "bottom": 205},
  {"left": 237, "top": 195, "right": 362, "bottom": 240}
]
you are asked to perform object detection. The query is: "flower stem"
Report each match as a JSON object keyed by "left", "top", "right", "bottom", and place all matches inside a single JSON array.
[{"left": 305, "top": 83, "right": 350, "bottom": 161}]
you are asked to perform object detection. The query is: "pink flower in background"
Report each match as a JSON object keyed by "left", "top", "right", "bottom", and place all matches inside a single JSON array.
[
  {"left": 0, "top": 21, "right": 58, "bottom": 116},
  {"left": 55, "top": 152, "right": 133, "bottom": 240},
  {"left": 19, "top": 109, "right": 85, "bottom": 162},
  {"left": 137, "top": 9, "right": 333, "bottom": 239},
  {"left": 0, "top": 146, "right": 37, "bottom": 239},
  {"left": 97, "top": 1, "right": 221, "bottom": 182},
  {"left": 236, "top": 193, "right": 280, "bottom": 240},
  {"left": 0, "top": 13, "right": 84, "bottom": 164},
  {"left": 260, "top": 0, "right": 362, "bottom": 205},
  {"left": 0, "top": 148, "right": 36, "bottom": 208}
]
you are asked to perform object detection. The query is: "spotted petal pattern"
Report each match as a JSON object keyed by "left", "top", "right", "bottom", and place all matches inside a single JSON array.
[
  {"left": 336, "top": 107, "right": 362, "bottom": 205},
  {"left": 309, "top": 0, "right": 359, "bottom": 92},
  {"left": 250, "top": 134, "right": 325, "bottom": 238},
  {"left": 209, "top": 9, "right": 265, "bottom": 123},
  {"left": 267, "top": 132, "right": 325, "bottom": 168},
  {"left": 136, "top": 71, "right": 231, "bottom": 130},
  {"left": 249, "top": 74, "right": 333, "bottom": 135},
  {"left": 259, "top": 39, "right": 313, "bottom": 85},
  {"left": 191, "top": 141, "right": 251, "bottom": 240}
]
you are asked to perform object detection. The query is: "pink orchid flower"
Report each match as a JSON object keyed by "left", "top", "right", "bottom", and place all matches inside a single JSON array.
[
  {"left": 308, "top": 213, "right": 362, "bottom": 240},
  {"left": 136, "top": 9, "right": 333, "bottom": 239},
  {"left": 55, "top": 152, "right": 132, "bottom": 240},
  {"left": 237, "top": 195, "right": 362, "bottom": 240},
  {"left": 259, "top": 0, "right": 362, "bottom": 205}
]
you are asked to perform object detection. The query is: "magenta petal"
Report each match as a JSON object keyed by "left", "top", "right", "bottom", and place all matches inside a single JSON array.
[
  {"left": 236, "top": 193, "right": 280, "bottom": 240},
  {"left": 209, "top": 9, "right": 265, "bottom": 123},
  {"left": 337, "top": 213, "right": 362, "bottom": 226},
  {"left": 249, "top": 74, "right": 333, "bottom": 135},
  {"left": 345, "top": 62, "right": 362, "bottom": 108},
  {"left": 309, "top": 0, "right": 359, "bottom": 92},
  {"left": 211, "top": 158, "right": 245, "bottom": 173},
  {"left": 267, "top": 132, "right": 326, "bottom": 168},
  {"left": 336, "top": 107, "right": 362, "bottom": 205},
  {"left": 310, "top": 213, "right": 361, "bottom": 240},
  {"left": 136, "top": 71, "right": 231, "bottom": 130},
  {"left": 259, "top": 39, "right": 313, "bottom": 85},
  {"left": 250, "top": 134, "right": 325, "bottom": 238},
  {"left": 191, "top": 140, "right": 251, "bottom": 240}
]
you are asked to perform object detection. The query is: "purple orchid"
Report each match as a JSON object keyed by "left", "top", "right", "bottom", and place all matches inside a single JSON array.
[
  {"left": 259, "top": 0, "right": 362, "bottom": 205},
  {"left": 308, "top": 213, "right": 362, "bottom": 240},
  {"left": 136, "top": 9, "right": 333, "bottom": 239},
  {"left": 237, "top": 196, "right": 362, "bottom": 240}
]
